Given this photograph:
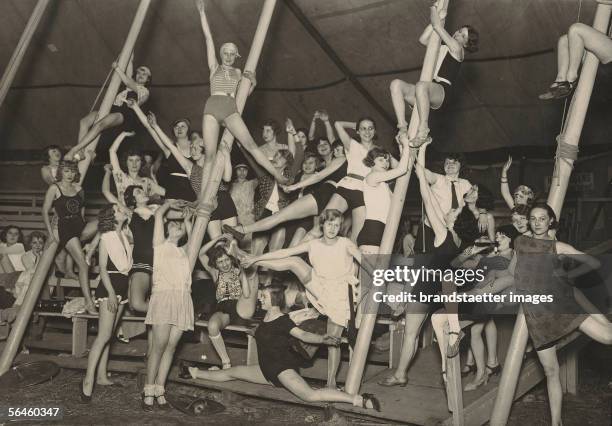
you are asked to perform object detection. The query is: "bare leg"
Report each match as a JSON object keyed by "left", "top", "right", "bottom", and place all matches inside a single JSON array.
[
  {"left": 289, "top": 227, "right": 308, "bottom": 248},
  {"left": 208, "top": 312, "right": 231, "bottom": 367},
  {"left": 390, "top": 304, "right": 429, "bottom": 380},
  {"left": 578, "top": 315, "right": 612, "bottom": 345},
  {"left": 262, "top": 227, "right": 286, "bottom": 286},
  {"left": 207, "top": 220, "right": 223, "bottom": 240},
  {"left": 146, "top": 324, "right": 170, "bottom": 391},
  {"left": 128, "top": 272, "right": 150, "bottom": 313},
  {"left": 78, "top": 111, "right": 99, "bottom": 142},
  {"left": 536, "top": 346, "right": 563, "bottom": 426},
  {"left": 200, "top": 115, "right": 220, "bottom": 199},
  {"left": 324, "top": 194, "right": 348, "bottom": 213},
  {"left": 189, "top": 364, "right": 269, "bottom": 384},
  {"left": 567, "top": 23, "right": 612, "bottom": 82},
  {"left": 389, "top": 79, "right": 417, "bottom": 131},
  {"left": 555, "top": 34, "right": 570, "bottom": 82},
  {"left": 255, "top": 257, "right": 312, "bottom": 286},
  {"left": 65, "top": 238, "right": 95, "bottom": 313},
  {"left": 155, "top": 325, "right": 184, "bottom": 387},
  {"left": 484, "top": 318, "right": 499, "bottom": 367},
  {"left": 83, "top": 300, "right": 117, "bottom": 396},
  {"left": 278, "top": 369, "right": 364, "bottom": 406},
  {"left": 415, "top": 81, "right": 445, "bottom": 137},
  {"left": 75, "top": 113, "right": 124, "bottom": 153},
  {"left": 224, "top": 114, "right": 286, "bottom": 183},
  {"left": 350, "top": 206, "right": 366, "bottom": 244},
  {"left": 326, "top": 321, "right": 344, "bottom": 388},
  {"left": 465, "top": 322, "right": 487, "bottom": 390},
  {"left": 96, "top": 304, "right": 126, "bottom": 384},
  {"left": 241, "top": 196, "right": 318, "bottom": 234}
]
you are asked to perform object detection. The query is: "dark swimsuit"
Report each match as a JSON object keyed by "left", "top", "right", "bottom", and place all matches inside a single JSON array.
[{"left": 53, "top": 185, "right": 85, "bottom": 249}]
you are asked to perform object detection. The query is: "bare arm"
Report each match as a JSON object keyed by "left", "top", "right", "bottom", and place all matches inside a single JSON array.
[
  {"left": 334, "top": 121, "right": 356, "bottom": 153},
  {"left": 430, "top": 6, "right": 463, "bottom": 59},
  {"left": 365, "top": 136, "right": 412, "bottom": 185},
  {"left": 153, "top": 201, "right": 172, "bottom": 247},
  {"left": 318, "top": 111, "right": 336, "bottom": 142},
  {"left": 145, "top": 113, "right": 192, "bottom": 174},
  {"left": 556, "top": 241, "right": 601, "bottom": 279},
  {"left": 500, "top": 156, "right": 515, "bottom": 209},
  {"left": 196, "top": 0, "right": 219, "bottom": 73},
  {"left": 244, "top": 241, "right": 311, "bottom": 267},
  {"left": 111, "top": 62, "right": 141, "bottom": 93},
  {"left": 285, "top": 118, "right": 297, "bottom": 157},
  {"left": 42, "top": 185, "right": 58, "bottom": 240},
  {"left": 283, "top": 157, "right": 346, "bottom": 192},
  {"left": 41, "top": 166, "right": 55, "bottom": 186},
  {"left": 308, "top": 111, "right": 318, "bottom": 141},
  {"left": 109, "top": 131, "right": 134, "bottom": 173},
  {"left": 128, "top": 104, "right": 171, "bottom": 158},
  {"left": 240, "top": 270, "right": 250, "bottom": 298},
  {"left": 102, "top": 165, "right": 120, "bottom": 205}
]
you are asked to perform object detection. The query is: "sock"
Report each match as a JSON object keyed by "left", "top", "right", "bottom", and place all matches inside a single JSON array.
[{"left": 209, "top": 333, "right": 231, "bottom": 366}]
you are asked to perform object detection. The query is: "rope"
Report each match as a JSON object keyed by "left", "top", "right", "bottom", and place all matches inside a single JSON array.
[
  {"left": 553, "top": 133, "right": 579, "bottom": 186},
  {"left": 88, "top": 66, "right": 114, "bottom": 115}
]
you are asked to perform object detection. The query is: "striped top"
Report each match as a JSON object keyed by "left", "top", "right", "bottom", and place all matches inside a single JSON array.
[{"left": 210, "top": 65, "right": 240, "bottom": 95}]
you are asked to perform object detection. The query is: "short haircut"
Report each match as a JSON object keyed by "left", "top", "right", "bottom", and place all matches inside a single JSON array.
[
  {"left": 56, "top": 160, "right": 81, "bottom": 183},
  {"left": 97, "top": 205, "right": 117, "bottom": 234},
  {"left": 319, "top": 209, "right": 344, "bottom": 226},
  {"left": 462, "top": 25, "right": 480, "bottom": 53},
  {"left": 207, "top": 246, "right": 240, "bottom": 270},
  {"left": 27, "top": 231, "right": 47, "bottom": 248},
  {"left": 529, "top": 203, "right": 558, "bottom": 230},
  {"left": 266, "top": 284, "right": 286, "bottom": 309},
  {"left": 262, "top": 119, "right": 281, "bottom": 136},
  {"left": 123, "top": 185, "right": 143, "bottom": 209},
  {"left": 363, "top": 146, "right": 391, "bottom": 168},
  {"left": 0, "top": 225, "right": 24, "bottom": 244}
]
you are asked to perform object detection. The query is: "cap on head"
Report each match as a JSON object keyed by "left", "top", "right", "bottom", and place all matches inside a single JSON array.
[{"left": 220, "top": 42, "right": 240, "bottom": 58}]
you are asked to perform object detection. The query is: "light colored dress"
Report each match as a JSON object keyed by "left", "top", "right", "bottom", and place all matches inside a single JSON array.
[
  {"left": 306, "top": 237, "right": 358, "bottom": 327},
  {"left": 230, "top": 179, "right": 257, "bottom": 225},
  {"left": 145, "top": 241, "right": 194, "bottom": 331}
]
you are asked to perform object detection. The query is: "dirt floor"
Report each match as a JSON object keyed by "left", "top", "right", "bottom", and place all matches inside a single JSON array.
[{"left": 0, "top": 342, "right": 610, "bottom": 425}]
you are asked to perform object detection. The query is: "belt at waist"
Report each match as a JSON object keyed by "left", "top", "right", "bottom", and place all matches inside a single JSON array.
[
  {"left": 170, "top": 172, "right": 189, "bottom": 178},
  {"left": 211, "top": 91, "right": 236, "bottom": 98},
  {"left": 346, "top": 173, "right": 365, "bottom": 181}
]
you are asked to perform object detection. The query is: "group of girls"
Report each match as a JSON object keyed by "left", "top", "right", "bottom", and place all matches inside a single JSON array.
[{"left": 27, "top": 0, "right": 612, "bottom": 421}]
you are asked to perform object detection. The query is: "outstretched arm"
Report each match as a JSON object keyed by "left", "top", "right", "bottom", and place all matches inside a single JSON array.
[
  {"left": 500, "top": 156, "right": 515, "bottom": 209},
  {"left": 111, "top": 61, "right": 143, "bottom": 95},
  {"left": 109, "top": 131, "right": 134, "bottom": 173},
  {"left": 308, "top": 111, "right": 319, "bottom": 141},
  {"left": 197, "top": 0, "right": 219, "bottom": 73},
  {"left": 556, "top": 242, "right": 601, "bottom": 279},
  {"left": 419, "top": 0, "right": 445, "bottom": 45},
  {"left": 145, "top": 111, "right": 192, "bottom": 174},
  {"left": 153, "top": 201, "right": 172, "bottom": 246},
  {"left": 102, "top": 164, "right": 120, "bottom": 205},
  {"left": 365, "top": 135, "right": 413, "bottom": 186},
  {"left": 290, "top": 327, "right": 341, "bottom": 346},
  {"left": 429, "top": 5, "right": 463, "bottom": 59},
  {"left": 285, "top": 118, "right": 297, "bottom": 157},
  {"left": 318, "top": 111, "right": 336, "bottom": 143},
  {"left": 282, "top": 157, "right": 346, "bottom": 193}
]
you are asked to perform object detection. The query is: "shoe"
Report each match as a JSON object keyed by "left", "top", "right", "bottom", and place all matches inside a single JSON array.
[
  {"left": 80, "top": 380, "right": 92, "bottom": 404},
  {"left": 361, "top": 393, "right": 381, "bottom": 412},
  {"left": 222, "top": 224, "right": 245, "bottom": 241},
  {"left": 538, "top": 81, "right": 564, "bottom": 100},
  {"left": 141, "top": 393, "right": 154, "bottom": 412},
  {"left": 552, "top": 80, "right": 576, "bottom": 99},
  {"left": 461, "top": 364, "right": 476, "bottom": 377},
  {"left": 156, "top": 394, "right": 172, "bottom": 411},
  {"left": 464, "top": 373, "right": 489, "bottom": 391},
  {"left": 116, "top": 333, "right": 129, "bottom": 344},
  {"left": 178, "top": 361, "right": 193, "bottom": 379},
  {"left": 486, "top": 364, "right": 502, "bottom": 377},
  {"left": 446, "top": 330, "right": 465, "bottom": 358},
  {"left": 378, "top": 375, "right": 408, "bottom": 387},
  {"left": 409, "top": 134, "right": 432, "bottom": 148}
]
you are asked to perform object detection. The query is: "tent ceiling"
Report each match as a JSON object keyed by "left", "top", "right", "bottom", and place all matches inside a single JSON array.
[{"left": 1, "top": 0, "right": 611, "bottom": 158}]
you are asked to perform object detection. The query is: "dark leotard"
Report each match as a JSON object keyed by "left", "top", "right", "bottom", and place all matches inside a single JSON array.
[{"left": 53, "top": 184, "right": 85, "bottom": 249}]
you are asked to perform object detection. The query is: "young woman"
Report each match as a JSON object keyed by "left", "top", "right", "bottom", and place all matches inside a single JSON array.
[
  {"left": 510, "top": 203, "right": 612, "bottom": 425},
  {"left": 108, "top": 131, "right": 165, "bottom": 204},
  {"left": 12, "top": 231, "right": 46, "bottom": 306},
  {"left": 230, "top": 163, "right": 258, "bottom": 226},
  {"left": 241, "top": 210, "right": 362, "bottom": 389},
  {"left": 358, "top": 136, "right": 412, "bottom": 254},
  {"left": 198, "top": 235, "right": 255, "bottom": 370},
  {"left": 142, "top": 199, "right": 193, "bottom": 410},
  {"left": 0, "top": 226, "right": 26, "bottom": 293},
  {"left": 42, "top": 161, "right": 96, "bottom": 314},
  {"left": 389, "top": 0, "right": 478, "bottom": 146},
  {"left": 500, "top": 156, "right": 535, "bottom": 209},
  {"left": 196, "top": 0, "right": 286, "bottom": 185},
  {"left": 224, "top": 138, "right": 347, "bottom": 243},
  {"left": 322, "top": 118, "right": 380, "bottom": 242},
  {"left": 379, "top": 141, "right": 479, "bottom": 387},
  {"left": 510, "top": 204, "right": 530, "bottom": 234},
  {"left": 40, "top": 145, "right": 63, "bottom": 186},
  {"left": 187, "top": 284, "right": 380, "bottom": 411},
  {"left": 540, "top": 22, "right": 612, "bottom": 99},
  {"left": 463, "top": 183, "right": 496, "bottom": 242},
  {"left": 81, "top": 205, "right": 132, "bottom": 402},
  {"left": 67, "top": 60, "right": 151, "bottom": 174}
]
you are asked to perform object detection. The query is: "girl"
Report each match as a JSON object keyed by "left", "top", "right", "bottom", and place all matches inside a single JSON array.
[
  {"left": 188, "top": 284, "right": 380, "bottom": 412},
  {"left": 379, "top": 140, "right": 479, "bottom": 387},
  {"left": 0, "top": 226, "right": 25, "bottom": 273},
  {"left": 500, "top": 156, "right": 535, "bottom": 209},
  {"left": 40, "top": 145, "right": 63, "bottom": 186},
  {"left": 81, "top": 205, "right": 132, "bottom": 402},
  {"left": 323, "top": 118, "right": 380, "bottom": 242},
  {"left": 196, "top": 0, "right": 287, "bottom": 185},
  {"left": 230, "top": 163, "right": 258, "bottom": 226},
  {"left": 241, "top": 210, "right": 362, "bottom": 390},
  {"left": 510, "top": 203, "right": 612, "bottom": 425},
  {"left": 12, "top": 231, "right": 46, "bottom": 306},
  {"left": 224, "top": 138, "right": 347, "bottom": 244},
  {"left": 540, "top": 22, "right": 612, "bottom": 99},
  {"left": 198, "top": 235, "right": 254, "bottom": 370},
  {"left": 42, "top": 161, "right": 97, "bottom": 314},
  {"left": 464, "top": 183, "right": 496, "bottom": 242},
  {"left": 358, "top": 135, "right": 412, "bottom": 254},
  {"left": 142, "top": 199, "right": 193, "bottom": 410},
  {"left": 107, "top": 131, "right": 165, "bottom": 206},
  {"left": 390, "top": 0, "right": 478, "bottom": 146},
  {"left": 67, "top": 60, "right": 152, "bottom": 174},
  {"left": 511, "top": 204, "right": 530, "bottom": 234}
]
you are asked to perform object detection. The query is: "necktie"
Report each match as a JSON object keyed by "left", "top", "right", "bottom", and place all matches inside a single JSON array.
[{"left": 451, "top": 180, "right": 459, "bottom": 209}]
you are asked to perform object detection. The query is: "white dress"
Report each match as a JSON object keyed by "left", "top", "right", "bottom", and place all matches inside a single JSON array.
[
  {"left": 306, "top": 237, "right": 358, "bottom": 327},
  {"left": 145, "top": 241, "right": 194, "bottom": 331}
]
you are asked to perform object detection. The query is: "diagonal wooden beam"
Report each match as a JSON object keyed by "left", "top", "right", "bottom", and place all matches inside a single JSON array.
[{"left": 284, "top": 0, "right": 395, "bottom": 126}]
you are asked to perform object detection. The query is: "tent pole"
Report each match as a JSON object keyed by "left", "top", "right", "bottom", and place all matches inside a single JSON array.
[
  {"left": 186, "top": 0, "right": 277, "bottom": 269},
  {"left": 0, "top": 0, "right": 152, "bottom": 376},
  {"left": 77, "top": 0, "right": 152, "bottom": 182},
  {"left": 344, "top": 0, "right": 450, "bottom": 395},
  {"left": 490, "top": 3, "right": 612, "bottom": 425},
  {"left": 0, "top": 0, "right": 50, "bottom": 109}
]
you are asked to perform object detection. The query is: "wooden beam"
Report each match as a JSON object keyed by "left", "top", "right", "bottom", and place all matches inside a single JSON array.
[
  {"left": 284, "top": 0, "right": 395, "bottom": 127},
  {"left": 490, "top": 3, "right": 612, "bottom": 424},
  {"left": 344, "top": 0, "right": 450, "bottom": 395},
  {"left": 0, "top": 0, "right": 49, "bottom": 109}
]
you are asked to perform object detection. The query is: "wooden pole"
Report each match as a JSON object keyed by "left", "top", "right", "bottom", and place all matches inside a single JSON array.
[
  {"left": 490, "top": 4, "right": 612, "bottom": 424},
  {"left": 344, "top": 0, "right": 449, "bottom": 394},
  {"left": 0, "top": 0, "right": 152, "bottom": 376},
  {"left": 77, "top": 0, "right": 152, "bottom": 182},
  {"left": 186, "top": 0, "right": 277, "bottom": 268},
  {"left": 0, "top": 0, "right": 50, "bottom": 109}
]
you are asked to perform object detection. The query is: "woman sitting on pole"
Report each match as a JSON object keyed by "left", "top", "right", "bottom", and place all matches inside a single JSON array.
[
  {"left": 540, "top": 22, "right": 612, "bottom": 100},
  {"left": 187, "top": 284, "right": 380, "bottom": 412},
  {"left": 81, "top": 204, "right": 132, "bottom": 402},
  {"left": 240, "top": 209, "right": 363, "bottom": 390},
  {"left": 389, "top": 0, "right": 478, "bottom": 147},
  {"left": 66, "top": 58, "right": 152, "bottom": 166},
  {"left": 196, "top": 0, "right": 287, "bottom": 185}
]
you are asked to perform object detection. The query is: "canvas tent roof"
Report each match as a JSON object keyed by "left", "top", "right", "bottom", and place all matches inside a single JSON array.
[{"left": 1, "top": 0, "right": 611, "bottom": 161}]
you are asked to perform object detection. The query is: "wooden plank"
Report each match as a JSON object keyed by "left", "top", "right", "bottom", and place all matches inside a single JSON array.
[{"left": 71, "top": 317, "right": 88, "bottom": 357}]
